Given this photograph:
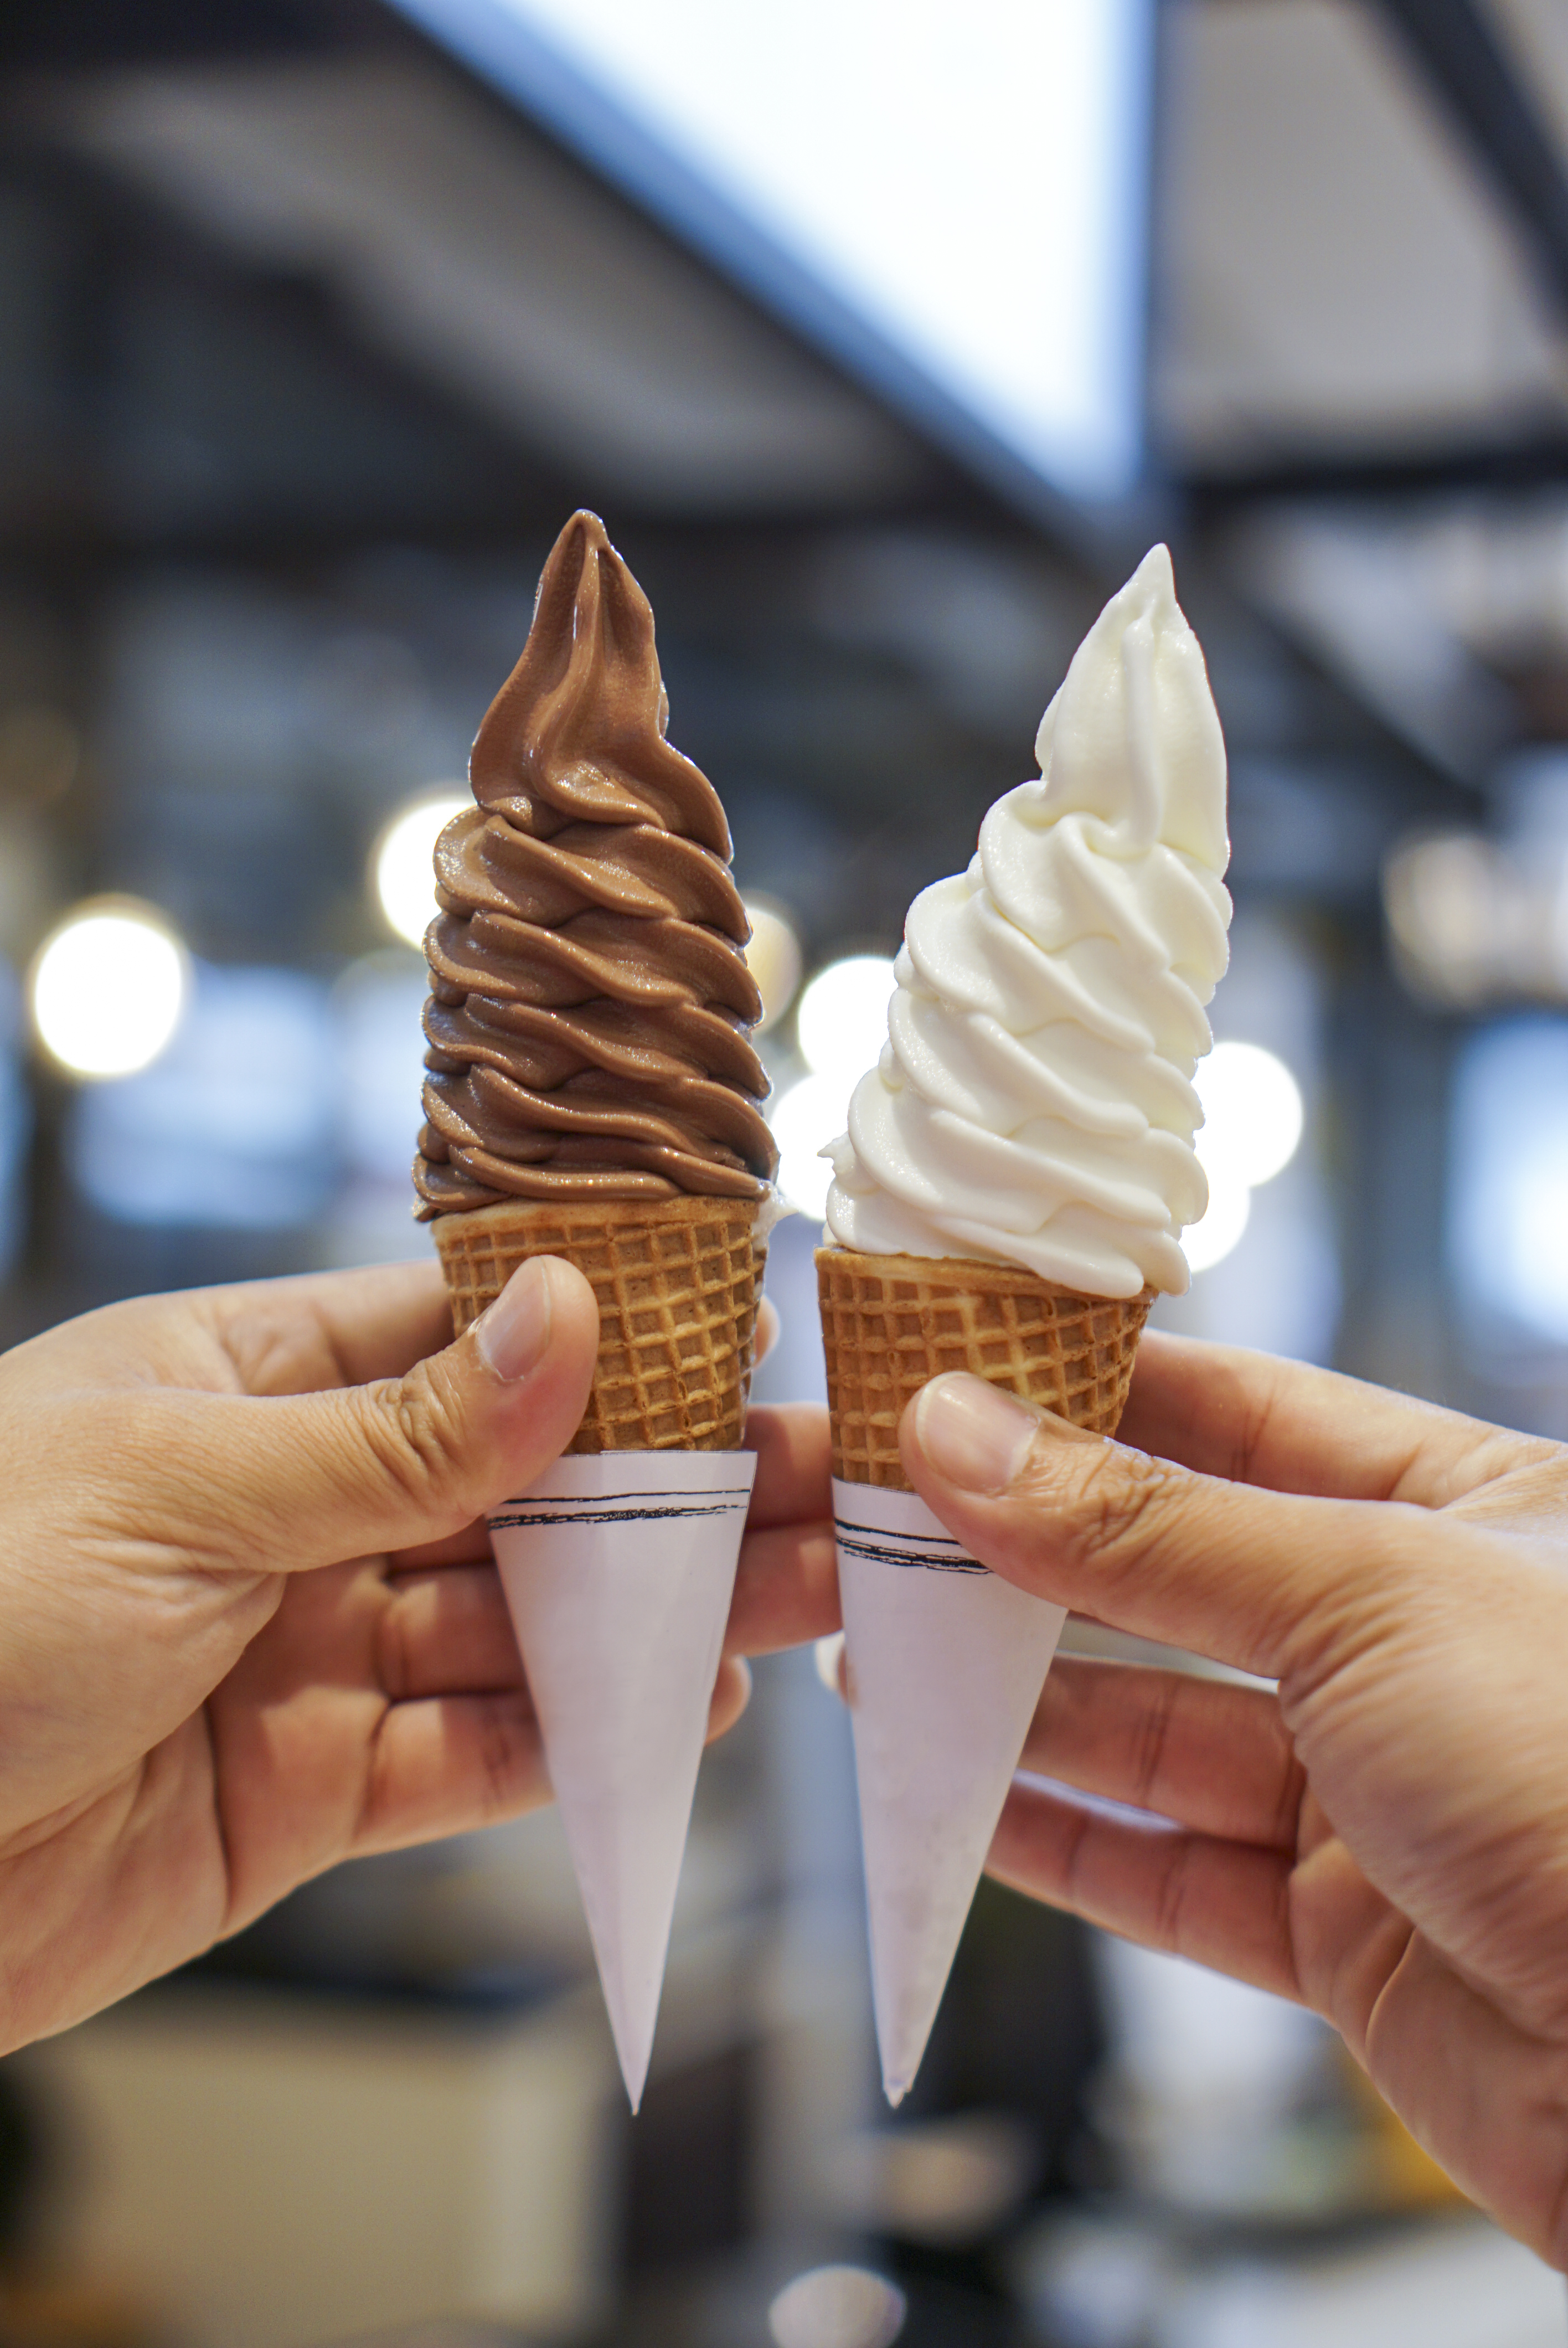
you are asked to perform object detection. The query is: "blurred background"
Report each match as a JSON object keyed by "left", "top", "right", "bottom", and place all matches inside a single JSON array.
[{"left": 2, "top": 1, "right": 1567, "bottom": 2341}]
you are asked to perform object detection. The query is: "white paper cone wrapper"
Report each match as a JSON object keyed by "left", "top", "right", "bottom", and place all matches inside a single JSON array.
[
  {"left": 833, "top": 1477, "right": 1066, "bottom": 2105},
  {"left": 490, "top": 1450, "right": 757, "bottom": 2110}
]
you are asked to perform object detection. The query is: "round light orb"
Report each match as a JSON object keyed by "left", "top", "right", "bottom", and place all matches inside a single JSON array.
[
  {"left": 30, "top": 898, "right": 189, "bottom": 1080},
  {"left": 1195, "top": 1041, "right": 1304, "bottom": 1192},
  {"left": 770, "top": 1072, "right": 851, "bottom": 1218},
  {"left": 372, "top": 787, "right": 470, "bottom": 949},
  {"left": 829, "top": 2113, "right": 1035, "bottom": 2247},
  {"left": 768, "top": 2263, "right": 906, "bottom": 2348},
  {"left": 742, "top": 895, "right": 804, "bottom": 1033},
  {"left": 1383, "top": 831, "right": 1507, "bottom": 1006},
  {"left": 796, "top": 954, "right": 897, "bottom": 1087},
  {"left": 1183, "top": 1167, "right": 1252, "bottom": 1276}
]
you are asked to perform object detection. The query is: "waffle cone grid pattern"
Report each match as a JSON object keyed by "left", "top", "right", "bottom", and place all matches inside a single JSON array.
[
  {"left": 436, "top": 1196, "right": 764, "bottom": 1452},
  {"left": 817, "top": 1246, "right": 1154, "bottom": 1490}
]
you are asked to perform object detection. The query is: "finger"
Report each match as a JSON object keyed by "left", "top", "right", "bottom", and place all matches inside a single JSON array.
[
  {"left": 900, "top": 1372, "right": 1455, "bottom": 1682},
  {"left": 145, "top": 1257, "right": 601, "bottom": 1576},
  {"left": 355, "top": 1690, "right": 551, "bottom": 1852},
  {"left": 989, "top": 1773, "right": 1299, "bottom": 2001},
  {"left": 213, "top": 1260, "right": 454, "bottom": 1393},
  {"left": 1121, "top": 1332, "right": 1539, "bottom": 1508},
  {"left": 379, "top": 1564, "right": 751, "bottom": 1722},
  {"left": 728, "top": 1520, "right": 842, "bottom": 1656},
  {"left": 744, "top": 1403, "right": 832, "bottom": 1530},
  {"left": 355, "top": 1651, "right": 754, "bottom": 1862},
  {"left": 707, "top": 1656, "right": 751, "bottom": 1742},
  {"left": 379, "top": 1564, "right": 523, "bottom": 1699},
  {"left": 11, "top": 1259, "right": 456, "bottom": 1405},
  {"left": 389, "top": 1520, "right": 494, "bottom": 1572},
  {"left": 383, "top": 1567, "right": 759, "bottom": 1720},
  {"left": 754, "top": 1296, "right": 781, "bottom": 1367},
  {"left": 1021, "top": 1657, "right": 1303, "bottom": 1850}
]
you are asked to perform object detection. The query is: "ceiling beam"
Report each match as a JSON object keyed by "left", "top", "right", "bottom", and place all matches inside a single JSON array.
[{"left": 1370, "top": 0, "right": 1568, "bottom": 323}]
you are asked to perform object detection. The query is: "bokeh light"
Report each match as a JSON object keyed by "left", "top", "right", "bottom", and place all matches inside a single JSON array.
[
  {"left": 742, "top": 895, "right": 804, "bottom": 1033},
  {"left": 1195, "top": 1040, "right": 1304, "bottom": 1190},
  {"left": 1448, "top": 1016, "right": 1568, "bottom": 1345},
  {"left": 30, "top": 898, "right": 189, "bottom": 1080},
  {"left": 767, "top": 954, "right": 899, "bottom": 1219},
  {"left": 768, "top": 2262, "right": 907, "bottom": 2348},
  {"left": 770, "top": 1072, "right": 847, "bottom": 1218},
  {"left": 1182, "top": 1168, "right": 1252, "bottom": 1276},
  {"left": 796, "top": 953, "right": 897, "bottom": 1084},
  {"left": 1186, "top": 1040, "right": 1304, "bottom": 1273},
  {"left": 372, "top": 787, "right": 470, "bottom": 949}
]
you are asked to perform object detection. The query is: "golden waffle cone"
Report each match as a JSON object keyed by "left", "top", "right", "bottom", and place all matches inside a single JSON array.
[
  {"left": 817, "top": 1245, "right": 1154, "bottom": 1489},
  {"left": 435, "top": 1194, "right": 767, "bottom": 1452}
]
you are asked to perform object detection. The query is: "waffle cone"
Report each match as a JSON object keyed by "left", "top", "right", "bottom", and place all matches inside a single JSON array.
[
  {"left": 817, "top": 1245, "right": 1154, "bottom": 1489},
  {"left": 436, "top": 1194, "right": 767, "bottom": 1452}
]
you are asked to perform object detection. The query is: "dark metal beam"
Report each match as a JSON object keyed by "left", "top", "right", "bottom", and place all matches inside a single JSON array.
[
  {"left": 1371, "top": 0, "right": 1568, "bottom": 323},
  {"left": 1182, "top": 430, "right": 1568, "bottom": 509}
]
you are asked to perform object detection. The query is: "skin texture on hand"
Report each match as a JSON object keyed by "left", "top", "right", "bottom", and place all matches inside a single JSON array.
[
  {"left": 0, "top": 1260, "right": 837, "bottom": 2053},
  {"left": 896, "top": 1332, "right": 1568, "bottom": 2270}
]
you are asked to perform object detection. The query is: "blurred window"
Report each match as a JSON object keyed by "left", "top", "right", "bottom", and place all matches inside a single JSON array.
[
  {"left": 410, "top": 0, "right": 1153, "bottom": 497},
  {"left": 70, "top": 966, "right": 336, "bottom": 1229},
  {"left": 1448, "top": 1016, "right": 1568, "bottom": 1346},
  {"left": 319, "top": 949, "right": 435, "bottom": 1268},
  {"left": 333, "top": 949, "right": 431, "bottom": 1188}
]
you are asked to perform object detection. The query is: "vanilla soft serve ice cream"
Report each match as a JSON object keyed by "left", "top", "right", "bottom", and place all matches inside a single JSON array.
[{"left": 824, "top": 544, "right": 1231, "bottom": 1299}]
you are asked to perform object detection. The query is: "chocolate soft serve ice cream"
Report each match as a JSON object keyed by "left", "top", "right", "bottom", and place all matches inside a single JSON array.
[
  {"left": 415, "top": 512, "right": 774, "bottom": 1215},
  {"left": 419, "top": 510, "right": 777, "bottom": 1450}
]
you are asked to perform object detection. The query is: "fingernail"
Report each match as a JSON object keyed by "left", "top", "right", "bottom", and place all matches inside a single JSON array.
[
  {"left": 473, "top": 1259, "right": 554, "bottom": 1382},
  {"left": 912, "top": 1373, "right": 1042, "bottom": 1495}
]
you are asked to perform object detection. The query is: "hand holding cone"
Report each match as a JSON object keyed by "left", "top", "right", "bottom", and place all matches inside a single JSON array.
[
  {"left": 437, "top": 1194, "right": 765, "bottom": 1453},
  {"left": 818, "top": 1248, "right": 1152, "bottom": 1487}
]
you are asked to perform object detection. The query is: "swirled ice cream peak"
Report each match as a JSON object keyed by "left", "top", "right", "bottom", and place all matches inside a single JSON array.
[
  {"left": 414, "top": 510, "right": 776, "bottom": 1217},
  {"left": 824, "top": 545, "right": 1231, "bottom": 1299}
]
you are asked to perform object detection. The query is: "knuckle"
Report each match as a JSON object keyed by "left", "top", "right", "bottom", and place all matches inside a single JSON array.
[
  {"left": 1270, "top": 1867, "right": 1306, "bottom": 2001},
  {"left": 1058, "top": 1800, "right": 1096, "bottom": 1906},
  {"left": 1128, "top": 1674, "right": 1181, "bottom": 1811},
  {"left": 1270, "top": 1750, "right": 1311, "bottom": 1853},
  {"left": 1150, "top": 1837, "right": 1191, "bottom": 1952},
  {"left": 1062, "top": 1441, "right": 1179, "bottom": 1568},
  {"left": 366, "top": 1362, "right": 473, "bottom": 1518},
  {"left": 472, "top": 1699, "right": 528, "bottom": 1817},
  {"left": 375, "top": 1586, "right": 414, "bottom": 1702}
]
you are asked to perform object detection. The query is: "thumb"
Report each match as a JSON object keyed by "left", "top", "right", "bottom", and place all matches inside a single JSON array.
[
  {"left": 185, "top": 1257, "right": 601, "bottom": 1571},
  {"left": 899, "top": 1371, "right": 1449, "bottom": 1683}
]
